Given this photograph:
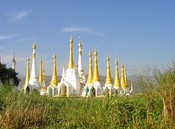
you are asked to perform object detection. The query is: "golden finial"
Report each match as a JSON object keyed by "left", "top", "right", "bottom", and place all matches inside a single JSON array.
[
  {"left": 94, "top": 49, "right": 98, "bottom": 56},
  {"left": 53, "top": 54, "right": 56, "bottom": 59},
  {"left": 121, "top": 64, "right": 126, "bottom": 89},
  {"left": 114, "top": 59, "right": 121, "bottom": 87},
  {"left": 70, "top": 33, "right": 73, "bottom": 43},
  {"left": 78, "top": 35, "right": 82, "bottom": 47},
  {"left": 32, "top": 35, "right": 36, "bottom": 49},
  {"left": 68, "top": 34, "right": 74, "bottom": 68},
  {"left": 105, "top": 56, "right": 112, "bottom": 84},
  {"left": 25, "top": 57, "right": 30, "bottom": 86},
  {"left": 93, "top": 49, "right": 100, "bottom": 82},
  {"left": 39, "top": 60, "right": 43, "bottom": 85},
  {"left": 88, "top": 51, "right": 92, "bottom": 57},
  {"left": 50, "top": 54, "right": 58, "bottom": 86},
  {"left": 32, "top": 43, "right": 36, "bottom": 49},
  {"left": 107, "top": 56, "right": 110, "bottom": 61},
  {"left": 78, "top": 35, "right": 82, "bottom": 55},
  {"left": 87, "top": 51, "right": 93, "bottom": 84}
]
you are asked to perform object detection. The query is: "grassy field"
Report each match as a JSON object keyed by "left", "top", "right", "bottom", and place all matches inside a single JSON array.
[{"left": 0, "top": 65, "right": 175, "bottom": 128}]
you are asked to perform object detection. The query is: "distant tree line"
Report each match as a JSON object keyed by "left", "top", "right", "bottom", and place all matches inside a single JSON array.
[{"left": 0, "top": 63, "right": 20, "bottom": 86}]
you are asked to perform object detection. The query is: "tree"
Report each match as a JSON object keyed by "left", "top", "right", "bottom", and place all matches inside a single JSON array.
[{"left": 0, "top": 63, "right": 20, "bottom": 86}]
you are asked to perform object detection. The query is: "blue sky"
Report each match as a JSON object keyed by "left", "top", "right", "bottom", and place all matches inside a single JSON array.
[{"left": 0, "top": 0, "right": 175, "bottom": 76}]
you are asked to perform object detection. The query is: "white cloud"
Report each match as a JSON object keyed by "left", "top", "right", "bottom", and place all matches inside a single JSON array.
[
  {"left": 13, "top": 11, "right": 28, "bottom": 21},
  {"left": 62, "top": 26, "right": 104, "bottom": 36},
  {"left": 0, "top": 35, "right": 16, "bottom": 41}
]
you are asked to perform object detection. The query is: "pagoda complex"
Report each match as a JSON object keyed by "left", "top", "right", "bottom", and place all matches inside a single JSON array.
[{"left": 22, "top": 34, "right": 133, "bottom": 96}]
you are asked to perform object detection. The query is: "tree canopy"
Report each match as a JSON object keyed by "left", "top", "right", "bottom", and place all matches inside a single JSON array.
[{"left": 0, "top": 63, "right": 20, "bottom": 86}]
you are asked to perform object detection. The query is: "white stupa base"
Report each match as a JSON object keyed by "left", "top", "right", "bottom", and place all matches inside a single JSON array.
[
  {"left": 103, "top": 84, "right": 114, "bottom": 95},
  {"left": 114, "top": 86, "right": 133, "bottom": 96},
  {"left": 28, "top": 83, "right": 40, "bottom": 92},
  {"left": 23, "top": 84, "right": 28, "bottom": 93},
  {"left": 114, "top": 86, "right": 123, "bottom": 95},
  {"left": 47, "top": 85, "right": 58, "bottom": 97},
  {"left": 81, "top": 83, "right": 93, "bottom": 97},
  {"left": 56, "top": 67, "right": 81, "bottom": 97},
  {"left": 85, "top": 81, "right": 103, "bottom": 97},
  {"left": 40, "top": 89, "right": 47, "bottom": 95},
  {"left": 28, "top": 76, "right": 40, "bottom": 92},
  {"left": 78, "top": 72, "right": 86, "bottom": 84}
]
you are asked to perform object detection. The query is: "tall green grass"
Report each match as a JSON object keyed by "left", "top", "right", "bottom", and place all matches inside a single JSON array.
[
  {"left": 138, "top": 64, "right": 175, "bottom": 129},
  {"left": 0, "top": 63, "right": 174, "bottom": 128},
  {"left": 0, "top": 85, "right": 48, "bottom": 128}
]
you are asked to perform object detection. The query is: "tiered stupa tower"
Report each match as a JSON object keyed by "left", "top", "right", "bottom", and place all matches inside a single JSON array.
[
  {"left": 24, "top": 57, "right": 30, "bottom": 92},
  {"left": 39, "top": 60, "right": 43, "bottom": 85},
  {"left": 82, "top": 51, "right": 93, "bottom": 97},
  {"left": 105, "top": 57, "right": 112, "bottom": 84},
  {"left": 91, "top": 49, "right": 103, "bottom": 97},
  {"left": 68, "top": 34, "right": 74, "bottom": 68},
  {"left": 120, "top": 64, "right": 128, "bottom": 93},
  {"left": 93, "top": 50, "right": 100, "bottom": 83},
  {"left": 40, "top": 69, "right": 47, "bottom": 95},
  {"left": 87, "top": 51, "right": 93, "bottom": 84},
  {"left": 50, "top": 54, "right": 58, "bottom": 86},
  {"left": 28, "top": 43, "right": 40, "bottom": 90},
  {"left": 104, "top": 56, "right": 113, "bottom": 95},
  {"left": 57, "top": 34, "right": 80, "bottom": 96},
  {"left": 114, "top": 60, "right": 121, "bottom": 90},
  {"left": 78, "top": 38, "right": 86, "bottom": 84},
  {"left": 124, "top": 67, "right": 128, "bottom": 88}
]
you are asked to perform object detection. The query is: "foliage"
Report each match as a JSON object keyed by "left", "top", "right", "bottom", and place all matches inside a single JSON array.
[{"left": 0, "top": 63, "right": 20, "bottom": 86}]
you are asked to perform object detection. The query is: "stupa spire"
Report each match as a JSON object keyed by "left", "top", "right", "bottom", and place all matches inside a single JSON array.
[
  {"left": 25, "top": 57, "right": 30, "bottom": 86},
  {"left": 39, "top": 60, "right": 43, "bottom": 85},
  {"left": 114, "top": 60, "right": 120, "bottom": 87},
  {"left": 124, "top": 67, "right": 128, "bottom": 88},
  {"left": 87, "top": 51, "right": 93, "bottom": 84},
  {"left": 12, "top": 52, "right": 16, "bottom": 71},
  {"left": 93, "top": 49, "right": 100, "bottom": 82},
  {"left": 77, "top": 36, "right": 86, "bottom": 82},
  {"left": 120, "top": 64, "right": 126, "bottom": 89},
  {"left": 105, "top": 56, "right": 112, "bottom": 84},
  {"left": 29, "top": 41, "right": 40, "bottom": 88},
  {"left": 50, "top": 54, "right": 58, "bottom": 86},
  {"left": 68, "top": 33, "right": 74, "bottom": 68}
]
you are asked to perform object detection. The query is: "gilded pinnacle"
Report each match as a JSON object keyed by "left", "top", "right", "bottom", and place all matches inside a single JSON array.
[
  {"left": 88, "top": 51, "right": 92, "bottom": 57},
  {"left": 70, "top": 33, "right": 73, "bottom": 43},
  {"left": 50, "top": 54, "right": 58, "bottom": 86},
  {"left": 114, "top": 59, "right": 120, "bottom": 87},
  {"left": 93, "top": 49, "right": 100, "bottom": 82},
  {"left": 87, "top": 51, "right": 93, "bottom": 84},
  {"left": 32, "top": 43, "right": 36, "bottom": 49},
  {"left": 105, "top": 56, "right": 112, "bottom": 84}
]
